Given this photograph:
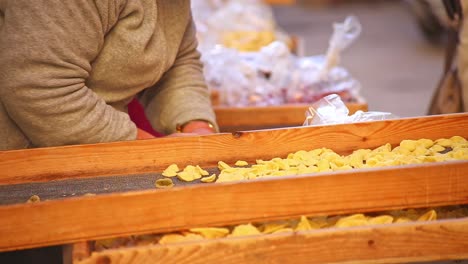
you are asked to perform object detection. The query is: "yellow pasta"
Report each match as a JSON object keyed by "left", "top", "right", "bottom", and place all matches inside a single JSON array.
[
  {"left": 235, "top": 160, "right": 249, "bottom": 167},
  {"left": 200, "top": 174, "right": 217, "bottom": 183},
  {"left": 229, "top": 224, "right": 261, "bottom": 237},
  {"left": 155, "top": 178, "right": 174, "bottom": 189},
  {"left": 162, "top": 164, "right": 180, "bottom": 177},
  {"left": 190, "top": 228, "right": 229, "bottom": 239}
]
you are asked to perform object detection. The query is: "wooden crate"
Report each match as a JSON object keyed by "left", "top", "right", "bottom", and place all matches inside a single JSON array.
[
  {"left": 0, "top": 114, "right": 466, "bottom": 263},
  {"left": 213, "top": 102, "right": 368, "bottom": 132}
]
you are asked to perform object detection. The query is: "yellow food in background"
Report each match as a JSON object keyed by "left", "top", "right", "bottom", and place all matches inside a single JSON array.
[{"left": 222, "top": 31, "right": 276, "bottom": 52}]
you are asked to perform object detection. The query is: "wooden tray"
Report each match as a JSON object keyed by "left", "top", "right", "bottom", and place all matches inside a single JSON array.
[
  {"left": 0, "top": 114, "right": 466, "bottom": 262},
  {"left": 213, "top": 102, "right": 368, "bottom": 132},
  {"left": 69, "top": 217, "right": 468, "bottom": 264}
]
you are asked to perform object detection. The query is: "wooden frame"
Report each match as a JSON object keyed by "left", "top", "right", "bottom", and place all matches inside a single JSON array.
[
  {"left": 71, "top": 218, "right": 468, "bottom": 264},
  {"left": 265, "top": 0, "right": 295, "bottom": 4},
  {"left": 0, "top": 114, "right": 467, "bottom": 259},
  {"left": 213, "top": 102, "right": 368, "bottom": 132}
]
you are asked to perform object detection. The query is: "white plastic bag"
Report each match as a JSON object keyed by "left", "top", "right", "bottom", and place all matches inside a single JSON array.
[
  {"left": 320, "top": 16, "right": 362, "bottom": 79},
  {"left": 303, "top": 94, "right": 397, "bottom": 126}
]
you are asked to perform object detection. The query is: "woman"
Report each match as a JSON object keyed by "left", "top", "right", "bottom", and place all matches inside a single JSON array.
[{"left": 0, "top": 0, "right": 217, "bottom": 150}]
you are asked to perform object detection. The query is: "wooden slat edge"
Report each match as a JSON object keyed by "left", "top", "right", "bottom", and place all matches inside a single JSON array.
[
  {"left": 0, "top": 113, "right": 466, "bottom": 185},
  {"left": 0, "top": 161, "right": 467, "bottom": 252},
  {"left": 74, "top": 218, "right": 468, "bottom": 264},
  {"left": 214, "top": 103, "right": 367, "bottom": 127}
]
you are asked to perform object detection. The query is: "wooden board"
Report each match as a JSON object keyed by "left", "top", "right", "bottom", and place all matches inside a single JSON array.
[
  {"left": 0, "top": 114, "right": 467, "bottom": 252},
  {"left": 0, "top": 161, "right": 467, "bottom": 252},
  {"left": 0, "top": 113, "right": 464, "bottom": 185},
  {"left": 72, "top": 218, "right": 468, "bottom": 264},
  {"left": 265, "top": 0, "right": 295, "bottom": 4},
  {"left": 213, "top": 103, "right": 368, "bottom": 132}
]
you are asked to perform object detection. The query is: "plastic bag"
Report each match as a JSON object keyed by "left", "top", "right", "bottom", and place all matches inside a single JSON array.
[
  {"left": 320, "top": 16, "right": 362, "bottom": 79},
  {"left": 202, "top": 16, "right": 364, "bottom": 107},
  {"left": 303, "top": 94, "right": 397, "bottom": 126},
  {"left": 203, "top": 42, "right": 292, "bottom": 106},
  {"left": 286, "top": 16, "right": 362, "bottom": 104}
]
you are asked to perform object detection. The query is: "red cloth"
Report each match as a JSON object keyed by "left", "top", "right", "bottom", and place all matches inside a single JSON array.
[{"left": 127, "top": 98, "right": 164, "bottom": 137}]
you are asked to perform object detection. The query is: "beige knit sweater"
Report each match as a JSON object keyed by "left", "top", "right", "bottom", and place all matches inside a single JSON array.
[{"left": 0, "top": 0, "right": 216, "bottom": 150}]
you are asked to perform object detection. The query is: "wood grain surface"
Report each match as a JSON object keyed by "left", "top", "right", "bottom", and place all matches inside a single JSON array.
[
  {"left": 214, "top": 103, "right": 368, "bottom": 131},
  {"left": 0, "top": 161, "right": 467, "bottom": 252},
  {"left": 264, "top": 0, "right": 295, "bottom": 4},
  {"left": 74, "top": 218, "right": 468, "bottom": 264},
  {"left": 0, "top": 113, "right": 466, "bottom": 185}
]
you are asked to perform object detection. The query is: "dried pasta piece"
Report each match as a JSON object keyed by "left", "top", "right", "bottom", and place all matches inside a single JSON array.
[
  {"left": 272, "top": 228, "right": 294, "bottom": 234},
  {"left": 27, "top": 195, "right": 40, "bottom": 203},
  {"left": 418, "top": 210, "right": 437, "bottom": 221},
  {"left": 450, "top": 136, "right": 467, "bottom": 143},
  {"left": 218, "top": 161, "right": 231, "bottom": 171},
  {"left": 190, "top": 228, "right": 229, "bottom": 239},
  {"left": 235, "top": 160, "right": 249, "bottom": 167},
  {"left": 177, "top": 165, "right": 203, "bottom": 182},
  {"left": 216, "top": 172, "right": 244, "bottom": 183},
  {"left": 417, "top": 138, "right": 434, "bottom": 148},
  {"left": 261, "top": 222, "right": 289, "bottom": 234},
  {"left": 309, "top": 216, "right": 329, "bottom": 228},
  {"left": 155, "top": 178, "right": 174, "bottom": 189},
  {"left": 159, "top": 234, "right": 186, "bottom": 245},
  {"left": 317, "top": 159, "right": 330, "bottom": 171},
  {"left": 162, "top": 164, "right": 180, "bottom": 177},
  {"left": 229, "top": 224, "right": 261, "bottom": 237},
  {"left": 181, "top": 233, "right": 205, "bottom": 241},
  {"left": 400, "top": 140, "right": 417, "bottom": 152},
  {"left": 335, "top": 214, "right": 368, "bottom": 228},
  {"left": 196, "top": 165, "right": 209, "bottom": 176},
  {"left": 295, "top": 216, "right": 317, "bottom": 231},
  {"left": 177, "top": 171, "right": 194, "bottom": 182},
  {"left": 395, "top": 217, "right": 412, "bottom": 223},
  {"left": 413, "top": 146, "right": 428, "bottom": 156},
  {"left": 368, "top": 215, "right": 394, "bottom": 225},
  {"left": 435, "top": 138, "right": 452, "bottom": 147},
  {"left": 201, "top": 174, "right": 217, "bottom": 183},
  {"left": 429, "top": 144, "right": 446, "bottom": 153}
]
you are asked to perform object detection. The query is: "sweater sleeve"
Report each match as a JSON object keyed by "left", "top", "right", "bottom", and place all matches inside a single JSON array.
[
  {"left": 139, "top": 14, "right": 218, "bottom": 135},
  {"left": 0, "top": 0, "right": 137, "bottom": 147}
]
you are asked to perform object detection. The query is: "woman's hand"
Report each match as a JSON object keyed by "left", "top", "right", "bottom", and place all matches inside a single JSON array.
[
  {"left": 165, "top": 120, "right": 216, "bottom": 137},
  {"left": 137, "top": 128, "right": 155, "bottom": 140},
  {"left": 180, "top": 120, "right": 215, "bottom": 135}
]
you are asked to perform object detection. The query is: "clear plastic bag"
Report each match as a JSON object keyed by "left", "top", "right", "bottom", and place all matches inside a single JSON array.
[
  {"left": 201, "top": 16, "right": 364, "bottom": 107},
  {"left": 286, "top": 16, "right": 362, "bottom": 104},
  {"left": 303, "top": 94, "right": 397, "bottom": 126}
]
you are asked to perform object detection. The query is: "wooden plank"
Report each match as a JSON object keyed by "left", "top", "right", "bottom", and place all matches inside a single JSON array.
[
  {"left": 74, "top": 218, "right": 468, "bottom": 264},
  {"left": 264, "top": 0, "right": 295, "bottom": 4},
  {"left": 0, "top": 114, "right": 466, "bottom": 185},
  {"left": 214, "top": 103, "right": 368, "bottom": 131},
  {"left": 0, "top": 161, "right": 467, "bottom": 252}
]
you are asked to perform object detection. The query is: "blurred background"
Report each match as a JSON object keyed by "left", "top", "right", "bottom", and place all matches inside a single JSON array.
[
  {"left": 273, "top": 0, "right": 446, "bottom": 117},
  {"left": 194, "top": 0, "right": 449, "bottom": 118}
]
